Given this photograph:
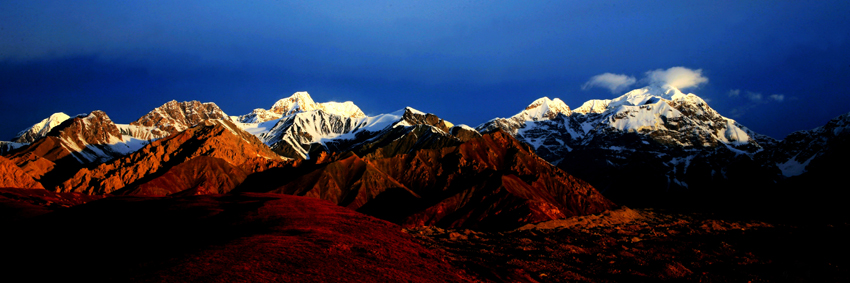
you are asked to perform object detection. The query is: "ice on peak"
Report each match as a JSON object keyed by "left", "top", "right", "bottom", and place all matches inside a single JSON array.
[
  {"left": 574, "top": 99, "right": 610, "bottom": 114},
  {"left": 13, "top": 112, "right": 72, "bottom": 143},
  {"left": 514, "top": 96, "right": 571, "bottom": 121},
  {"left": 454, "top": 124, "right": 477, "bottom": 131},
  {"left": 404, "top": 106, "right": 426, "bottom": 115},
  {"left": 267, "top": 92, "right": 366, "bottom": 118},
  {"left": 317, "top": 101, "right": 366, "bottom": 118},
  {"left": 48, "top": 112, "right": 71, "bottom": 120},
  {"left": 576, "top": 85, "right": 708, "bottom": 115},
  {"left": 271, "top": 91, "right": 319, "bottom": 116}
]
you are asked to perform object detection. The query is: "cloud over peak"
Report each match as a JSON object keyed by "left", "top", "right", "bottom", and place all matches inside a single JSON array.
[
  {"left": 645, "top": 67, "right": 708, "bottom": 89},
  {"left": 581, "top": 73, "right": 637, "bottom": 94},
  {"left": 583, "top": 67, "right": 708, "bottom": 94}
]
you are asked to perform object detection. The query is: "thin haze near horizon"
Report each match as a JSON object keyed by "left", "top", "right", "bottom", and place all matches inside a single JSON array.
[{"left": 1, "top": 1, "right": 849, "bottom": 139}]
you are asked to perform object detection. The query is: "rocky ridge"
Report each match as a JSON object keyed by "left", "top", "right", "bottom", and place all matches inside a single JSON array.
[
  {"left": 58, "top": 120, "right": 286, "bottom": 195},
  {"left": 130, "top": 100, "right": 231, "bottom": 139}
]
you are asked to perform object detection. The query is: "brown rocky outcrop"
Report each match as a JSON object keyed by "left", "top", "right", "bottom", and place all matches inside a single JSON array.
[
  {"left": 48, "top": 110, "right": 124, "bottom": 149},
  {"left": 130, "top": 100, "right": 230, "bottom": 137},
  {"left": 401, "top": 108, "right": 454, "bottom": 133}
]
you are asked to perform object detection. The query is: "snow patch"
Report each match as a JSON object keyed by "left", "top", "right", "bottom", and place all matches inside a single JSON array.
[{"left": 777, "top": 153, "right": 817, "bottom": 177}]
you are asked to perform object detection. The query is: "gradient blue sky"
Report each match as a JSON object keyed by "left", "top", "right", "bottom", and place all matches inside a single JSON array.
[{"left": 2, "top": 0, "right": 849, "bottom": 139}]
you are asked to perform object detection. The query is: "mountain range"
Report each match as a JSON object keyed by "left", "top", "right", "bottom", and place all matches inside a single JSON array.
[{"left": 2, "top": 86, "right": 847, "bottom": 224}]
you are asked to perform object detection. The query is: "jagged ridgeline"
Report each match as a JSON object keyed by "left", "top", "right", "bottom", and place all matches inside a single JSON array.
[{"left": 2, "top": 89, "right": 848, "bottom": 220}]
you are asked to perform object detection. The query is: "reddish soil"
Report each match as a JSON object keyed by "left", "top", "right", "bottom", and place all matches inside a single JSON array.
[
  {"left": 2, "top": 191, "right": 847, "bottom": 282},
  {"left": 3, "top": 192, "right": 473, "bottom": 282},
  {"left": 0, "top": 188, "right": 103, "bottom": 223}
]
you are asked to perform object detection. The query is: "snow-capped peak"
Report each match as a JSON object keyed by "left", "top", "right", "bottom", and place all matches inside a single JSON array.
[
  {"left": 13, "top": 112, "right": 71, "bottom": 143},
  {"left": 237, "top": 92, "right": 367, "bottom": 124},
  {"left": 575, "top": 85, "right": 706, "bottom": 115},
  {"left": 317, "top": 101, "right": 366, "bottom": 118},
  {"left": 514, "top": 97, "right": 571, "bottom": 121},
  {"left": 404, "top": 106, "right": 426, "bottom": 115},
  {"left": 271, "top": 91, "right": 318, "bottom": 116}
]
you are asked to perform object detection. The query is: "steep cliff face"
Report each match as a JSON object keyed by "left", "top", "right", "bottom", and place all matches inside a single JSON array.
[
  {"left": 58, "top": 120, "right": 286, "bottom": 195},
  {"left": 0, "top": 156, "right": 44, "bottom": 189}
]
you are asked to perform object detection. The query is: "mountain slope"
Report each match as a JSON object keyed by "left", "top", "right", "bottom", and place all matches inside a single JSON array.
[
  {"left": 262, "top": 107, "right": 469, "bottom": 159},
  {"left": 58, "top": 120, "right": 286, "bottom": 195},
  {"left": 4, "top": 111, "right": 146, "bottom": 189},
  {"left": 3, "top": 193, "right": 472, "bottom": 282},
  {"left": 362, "top": 130, "right": 615, "bottom": 230},
  {"left": 768, "top": 112, "right": 850, "bottom": 177},
  {"left": 11, "top": 111, "right": 143, "bottom": 164},
  {"left": 0, "top": 156, "right": 44, "bottom": 189},
  {"left": 268, "top": 152, "right": 415, "bottom": 210},
  {"left": 248, "top": 130, "right": 615, "bottom": 230}
]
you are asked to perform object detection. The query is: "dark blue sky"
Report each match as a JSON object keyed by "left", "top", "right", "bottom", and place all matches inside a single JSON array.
[{"left": 2, "top": 1, "right": 849, "bottom": 139}]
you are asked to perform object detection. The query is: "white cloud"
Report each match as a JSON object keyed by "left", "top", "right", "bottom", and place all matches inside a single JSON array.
[
  {"left": 645, "top": 67, "right": 708, "bottom": 89},
  {"left": 582, "top": 73, "right": 637, "bottom": 94},
  {"left": 746, "top": 91, "right": 763, "bottom": 102},
  {"left": 728, "top": 89, "right": 741, "bottom": 97},
  {"left": 769, "top": 94, "right": 785, "bottom": 102}
]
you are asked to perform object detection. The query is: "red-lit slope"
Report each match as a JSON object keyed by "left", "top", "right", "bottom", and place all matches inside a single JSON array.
[
  {"left": 3, "top": 193, "right": 472, "bottom": 282},
  {"left": 271, "top": 152, "right": 416, "bottom": 210},
  {"left": 59, "top": 120, "right": 286, "bottom": 195},
  {"left": 257, "top": 130, "right": 615, "bottom": 230},
  {"left": 365, "top": 130, "right": 615, "bottom": 230},
  {"left": 6, "top": 111, "right": 132, "bottom": 187},
  {"left": 120, "top": 156, "right": 250, "bottom": 196},
  {"left": 0, "top": 156, "right": 44, "bottom": 189}
]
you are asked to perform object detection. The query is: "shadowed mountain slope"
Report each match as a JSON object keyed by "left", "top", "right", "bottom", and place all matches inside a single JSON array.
[
  {"left": 243, "top": 130, "right": 615, "bottom": 230},
  {"left": 3, "top": 193, "right": 473, "bottom": 282}
]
